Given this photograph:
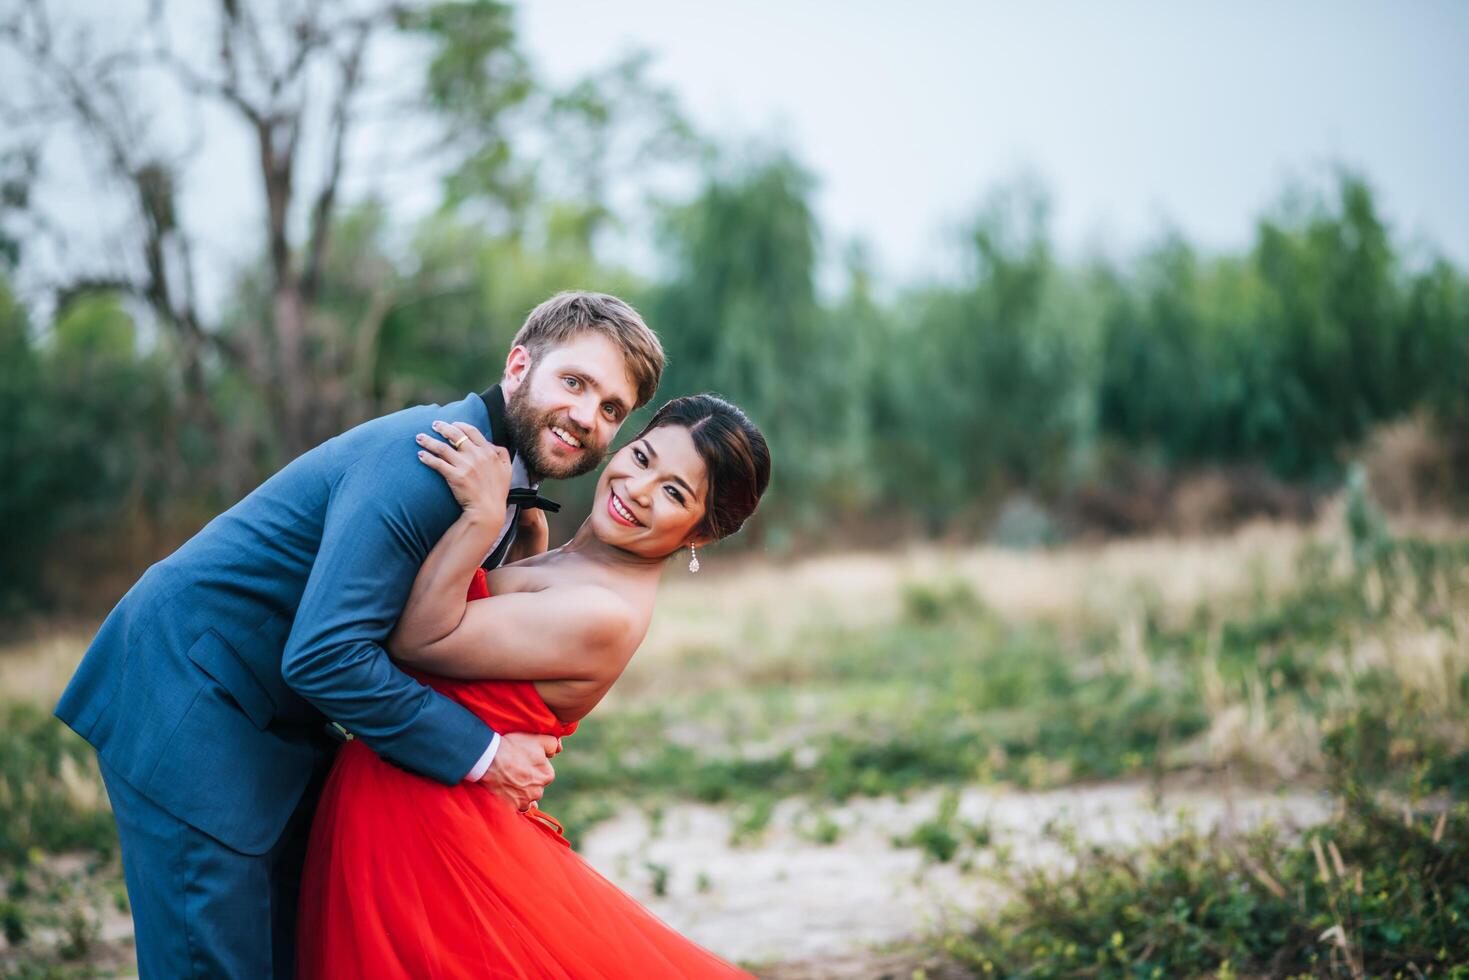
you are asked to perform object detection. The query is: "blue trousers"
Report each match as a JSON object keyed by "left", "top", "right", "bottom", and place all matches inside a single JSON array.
[{"left": 100, "top": 757, "right": 327, "bottom": 978}]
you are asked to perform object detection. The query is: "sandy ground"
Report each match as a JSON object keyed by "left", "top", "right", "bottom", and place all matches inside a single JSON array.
[
  {"left": 575, "top": 779, "right": 1335, "bottom": 969},
  {"left": 11, "top": 778, "right": 1332, "bottom": 978},
  {"left": 0, "top": 523, "right": 1364, "bottom": 975}
]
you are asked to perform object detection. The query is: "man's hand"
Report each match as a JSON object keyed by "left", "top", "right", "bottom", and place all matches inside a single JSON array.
[
  {"left": 506, "top": 507, "right": 549, "bottom": 563},
  {"left": 479, "top": 731, "right": 559, "bottom": 811}
]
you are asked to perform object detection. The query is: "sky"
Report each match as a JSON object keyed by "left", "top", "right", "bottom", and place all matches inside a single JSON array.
[
  {"left": 516, "top": 0, "right": 1469, "bottom": 283},
  {"left": 7, "top": 1, "right": 1468, "bottom": 314}
]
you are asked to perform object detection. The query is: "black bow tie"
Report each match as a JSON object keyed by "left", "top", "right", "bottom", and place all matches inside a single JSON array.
[{"left": 506, "top": 488, "right": 561, "bottom": 514}]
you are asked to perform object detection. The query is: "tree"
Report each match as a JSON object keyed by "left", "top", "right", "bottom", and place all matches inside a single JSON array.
[
  {"left": 0, "top": 0, "right": 543, "bottom": 489},
  {"left": 890, "top": 179, "right": 1096, "bottom": 521},
  {"left": 649, "top": 153, "right": 839, "bottom": 533}
]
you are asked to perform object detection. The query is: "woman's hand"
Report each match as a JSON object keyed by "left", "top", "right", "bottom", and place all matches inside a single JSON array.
[{"left": 416, "top": 421, "right": 511, "bottom": 527}]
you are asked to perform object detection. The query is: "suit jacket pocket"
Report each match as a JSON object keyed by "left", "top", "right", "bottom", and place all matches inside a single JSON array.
[
  {"left": 143, "top": 683, "right": 318, "bottom": 855},
  {"left": 187, "top": 628, "right": 276, "bottom": 730}
]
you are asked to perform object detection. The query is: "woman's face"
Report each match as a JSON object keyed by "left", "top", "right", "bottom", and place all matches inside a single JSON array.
[{"left": 591, "top": 425, "right": 710, "bottom": 557}]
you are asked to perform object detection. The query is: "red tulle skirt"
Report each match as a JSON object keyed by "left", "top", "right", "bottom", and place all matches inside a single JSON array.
[{"left": 296, "top": 569, "right": 751, "bottom": 978}]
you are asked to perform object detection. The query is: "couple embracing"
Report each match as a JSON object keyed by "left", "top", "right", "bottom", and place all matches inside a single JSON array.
[{"left": 55, "top": 291, "right": 771, "bottom": 978}]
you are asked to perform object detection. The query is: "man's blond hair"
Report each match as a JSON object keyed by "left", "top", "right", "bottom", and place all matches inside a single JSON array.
[{"left": 512, "top": 292, "right": 664, "bottom": 408}]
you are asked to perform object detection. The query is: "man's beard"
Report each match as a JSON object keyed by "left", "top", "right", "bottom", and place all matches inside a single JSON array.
[{"left": 503, "top": 384, "right": 606, "bottom": 482}]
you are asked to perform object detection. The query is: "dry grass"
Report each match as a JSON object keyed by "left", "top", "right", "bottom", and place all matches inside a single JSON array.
[
  {"left": 2, "top": 516, "right": 1466, "bottom": 975},
  {"left": 613, "top": 519, "right": 1314, "bottom": 706},
  {"left": 0, "top": 625, "right": 92, "bottom": 708}
]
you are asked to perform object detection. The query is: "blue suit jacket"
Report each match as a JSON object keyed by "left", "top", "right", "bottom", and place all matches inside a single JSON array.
[{"left": 56, "top": 392, "right": 503, "bottom": 855}]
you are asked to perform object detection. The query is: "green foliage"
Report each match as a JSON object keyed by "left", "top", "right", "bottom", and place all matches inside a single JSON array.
[
  {"left": 794, "top": 806, "right": 843, "bottom": 846},
  {"left": 0, "top": 276, "right": 178, "bottom": 610},
  {"left": 0, "top": 277, "right": 48, "bottom": 608},
  {"left": 881, "top": 180, "right": 1098, "bottom": 518},
  {"left": 401, "top": 0, "right": 535, "bottom": 218},
  {"left": 727, "top": 795, "right": 776, "bottom": 847},
  {"left": 4, "top": 10, "right": 1469, "bottom": 609},
  {"left": 1344, "top": 464, "right": 1392, "bottom": 569},
  {"left": 1097, "top": 174, "right": 1469, "bottom": 480},
  {"left": 0, "top": 703, "right": 116, "bottom": 865},
  {"left": 647, "top": 154, "right": 845, "bottom": 533},
  {"left": 945, "top": 780, "right": 1469, "bottom": 978},
  {"left": 379, "top": 209, "right": 645, "bottom": 405},
  {"left": 891, "top": 789, "right": 991, "bottom": 864},
  {"left": 644, "top": 860, "right": 670, "bottom": 898},
  {"left": 928, "top": 528, "right": 1469, "bottom": 980},
  {"left": 901, "top": 579, "right": 987, "bottom": 624},
  {"left": 543, "top": 528, "right": 1468, "bottom": 838},
  {"left": 1, "top": 527, "right": 1465, "bottom": 970}
]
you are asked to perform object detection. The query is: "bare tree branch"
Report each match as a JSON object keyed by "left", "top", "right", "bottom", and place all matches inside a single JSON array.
[
  {"left": 0, "top": 0, "right": 254, "bottom": 428},
  {"left": 300, "top": 20, "right": 370, "bottom": 301},
  {"left": 3, "top": 0, "right": 590, "bottom": 468},
  {"left": 148, "top": 45, "right": 265, "bottom": 125}
]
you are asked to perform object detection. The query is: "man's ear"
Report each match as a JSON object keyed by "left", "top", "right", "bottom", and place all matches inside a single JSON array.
[{"left": 501, "top": 345, "right": 533, "bottom": 395}]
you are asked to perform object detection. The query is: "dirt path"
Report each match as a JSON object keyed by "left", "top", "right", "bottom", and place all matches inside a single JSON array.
[
  {"left": 8, "top": 778, "right": 1334, "bottom": 977},
  {"left": 576, "top": 779, "right": 1335, "bottom": 971}
]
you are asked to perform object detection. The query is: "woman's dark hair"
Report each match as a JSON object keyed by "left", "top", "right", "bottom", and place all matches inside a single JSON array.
[{"left": 634, "top": 394, "right": 771, "bottom": 541}]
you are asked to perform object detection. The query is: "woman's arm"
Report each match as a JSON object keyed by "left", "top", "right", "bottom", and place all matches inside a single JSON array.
[
  {"left": 390, "top": 585, "right": 636, "bottom": 681},
  {"left": 387, "top": 420, "right": 511, "bottom": 654},
  {"left": 388, "top": 418, "right": 637, "bottom": 683},
  {"left": 388, "top": 511, "right": 501, "bottom": 655}
]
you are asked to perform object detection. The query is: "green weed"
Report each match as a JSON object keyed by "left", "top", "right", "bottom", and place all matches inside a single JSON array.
[
  {"left": 945, "top": 780, "right": 1469, "bottom": 977},
  {"left": 892, "top": 789, "right": 993, "bottom": 864},
  {"left": 728, "top": 795, "right": 775, "bottom": 847},
  {"left": 0, "top": 703, "right": 116, "bottom": 866}
]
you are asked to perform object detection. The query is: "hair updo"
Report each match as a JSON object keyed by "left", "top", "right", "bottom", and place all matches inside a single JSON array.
[{"left": 634, "top": 394, "right": 771, "bottom": 542}]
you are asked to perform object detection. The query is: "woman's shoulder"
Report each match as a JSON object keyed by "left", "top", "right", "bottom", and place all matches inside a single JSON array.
[
  {"left": 483, "top": 563, "right": 651, "bottom": 671},
  {"left": 549, "top": 583, "right": 642, "bottom": 648}
]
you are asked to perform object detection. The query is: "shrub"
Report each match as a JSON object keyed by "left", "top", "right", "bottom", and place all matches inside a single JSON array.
[
  {"left": 0, "top": 703, "right": 116, "bottom": 867},
  {"left": 946, "top": 786, "right": 1469, "bottom": 978}
]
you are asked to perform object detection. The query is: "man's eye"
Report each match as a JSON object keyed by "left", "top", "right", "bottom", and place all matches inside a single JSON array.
[
  {"left": 564, "top": 376, "right": 581, "bottom": 390},
  {"left": 603, "top": 404, "right": 618, "bottom": 419}
]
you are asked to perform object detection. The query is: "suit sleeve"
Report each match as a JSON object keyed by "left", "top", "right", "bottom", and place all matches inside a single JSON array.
[{"left": 281, "top": 440, "right": 497, "bottom": 784}]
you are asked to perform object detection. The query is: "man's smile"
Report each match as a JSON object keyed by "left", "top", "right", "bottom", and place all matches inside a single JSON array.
[{"left": 549, "top": 425, "right": 583, "bottom": 450}]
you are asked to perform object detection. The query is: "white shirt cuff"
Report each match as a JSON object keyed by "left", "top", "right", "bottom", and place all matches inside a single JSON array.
[{"left": 465, "top": 732, "right": 501, "bottom": 782}]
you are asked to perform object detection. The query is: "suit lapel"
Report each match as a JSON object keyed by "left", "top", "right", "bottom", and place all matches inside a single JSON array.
[
  {"left": 479, "top": 384, "right": 514, "bottom": 453},
  {"left": 478, "top": 384, "right": 520, "bottom": 570}
]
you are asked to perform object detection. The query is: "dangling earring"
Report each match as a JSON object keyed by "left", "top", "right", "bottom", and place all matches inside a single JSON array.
[{"left": 688, "top": 544, "right": 701, "bottom": 573}]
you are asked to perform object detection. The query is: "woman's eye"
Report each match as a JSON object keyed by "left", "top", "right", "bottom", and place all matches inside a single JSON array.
[
  {"left": 633, "top": 448, "right": 647, "bottom": 465},
  {"left": 665, "top": 486, "right": 684, "bottom": 504}
]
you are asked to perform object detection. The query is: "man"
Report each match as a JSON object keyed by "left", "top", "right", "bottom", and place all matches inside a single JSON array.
[{"left": 55, "top": 291, "right": 665, "bottom": 977}]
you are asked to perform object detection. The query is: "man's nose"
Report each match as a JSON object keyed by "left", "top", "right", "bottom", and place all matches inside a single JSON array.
[{"left": 567, "top": 396, "right": 597, "bottom": 432}]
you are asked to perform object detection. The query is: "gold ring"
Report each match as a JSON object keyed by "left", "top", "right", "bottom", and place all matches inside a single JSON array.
[{"left": 451, "top": 436, "right": 466, "bottom": 450}]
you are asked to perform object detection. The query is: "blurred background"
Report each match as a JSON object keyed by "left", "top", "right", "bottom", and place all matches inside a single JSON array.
[{"left": 1, "top": 1, "right": 1467, "bottom": 976}]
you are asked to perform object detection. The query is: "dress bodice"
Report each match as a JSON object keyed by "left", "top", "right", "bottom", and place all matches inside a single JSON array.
[
  {"left": 400, "top": 568, "right": 578, "bottom": 740},
  {"left": 300, "top": 572, "right": 754, "bottom": 978}
]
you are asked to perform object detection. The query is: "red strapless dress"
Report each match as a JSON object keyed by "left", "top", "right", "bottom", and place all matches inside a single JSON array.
[{"left": 296, "top": 569, "right": 751, "bottom": 978}]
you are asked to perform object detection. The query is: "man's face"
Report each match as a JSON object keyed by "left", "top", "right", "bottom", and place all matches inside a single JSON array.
[{"left": 501, "top": 333, "right": 639, "bottom": 481}]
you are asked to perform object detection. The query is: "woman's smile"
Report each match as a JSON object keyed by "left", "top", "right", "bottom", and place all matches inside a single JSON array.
[{"left": 607, "top": 488, "right": 644, "bottom": 527}]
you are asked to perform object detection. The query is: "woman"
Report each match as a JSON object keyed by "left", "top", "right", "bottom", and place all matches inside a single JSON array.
[{"left": 297, "top": 394, "right": 771, "bottom": 978}]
